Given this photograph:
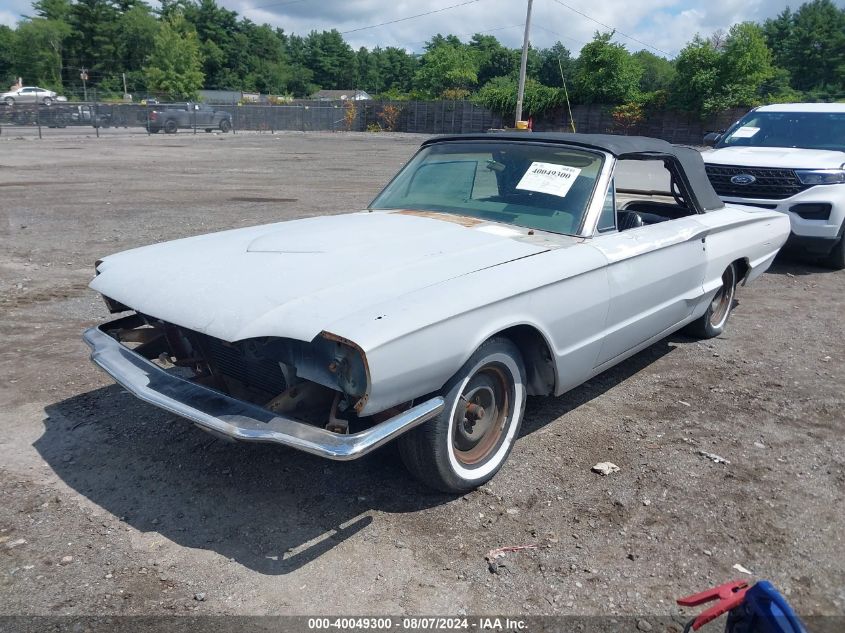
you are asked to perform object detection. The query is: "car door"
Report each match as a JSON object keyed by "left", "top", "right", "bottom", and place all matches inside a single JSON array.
[
  {"left": 590, "top": 182, "right": 708, "bottom": 368},
  {"left": 18, "top": 88, "right": 35, "bottom": 103},
  {"left": 196, "top": 105, "right": 214, "bottom": 126}
]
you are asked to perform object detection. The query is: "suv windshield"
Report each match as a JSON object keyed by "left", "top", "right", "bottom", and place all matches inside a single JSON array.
[
  {"left": 369, "top": 141, "right": 604, "bottom": 235},
  {"left": 717, "top": 111, "right": 845, "bottom": 152}
]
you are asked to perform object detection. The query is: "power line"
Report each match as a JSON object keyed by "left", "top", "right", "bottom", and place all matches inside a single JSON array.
[
  {"left": 401, "top": 23, "right": 525, "bottom": 49},
  {"left": 531, "top": 23, "right": 590, "bottom": 48},
  {"left": 340, "top": 0, "right": 485, "bottom": 35},
  {"left": 548, "top": 0, "right": 670, "bottom": 56}
]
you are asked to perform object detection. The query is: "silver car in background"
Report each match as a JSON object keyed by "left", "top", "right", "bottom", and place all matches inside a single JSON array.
[{"left": 2, "top": 86, "right": 62, "bottom": 106}]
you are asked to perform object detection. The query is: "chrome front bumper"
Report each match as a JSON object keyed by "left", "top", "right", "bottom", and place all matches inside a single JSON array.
[{"left": 82, "top": 326, "right": 444, "bottom": 460}]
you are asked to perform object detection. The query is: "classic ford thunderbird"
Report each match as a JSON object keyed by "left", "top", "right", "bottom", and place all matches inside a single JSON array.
[{"left": 85, "top": 133, "right": 790, "bottom": 492}]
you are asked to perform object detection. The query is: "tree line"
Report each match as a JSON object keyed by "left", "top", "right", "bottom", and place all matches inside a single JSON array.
[{"left": 0, "top": 0, "right": 843, "bottom": 117}]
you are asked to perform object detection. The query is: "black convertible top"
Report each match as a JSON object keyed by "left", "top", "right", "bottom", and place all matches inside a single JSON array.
[{"left": 422, "top": 132, "right": 725, "bottom": 212}]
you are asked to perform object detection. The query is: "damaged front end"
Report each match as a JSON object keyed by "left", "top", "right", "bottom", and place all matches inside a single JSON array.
[{"left": 83, "top": 312, "right": 444, "bottom": 459}]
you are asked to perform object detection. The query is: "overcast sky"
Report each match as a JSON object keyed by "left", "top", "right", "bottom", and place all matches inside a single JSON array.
[{"left": 1, "top": 0, "right": 843, "bottom": 57}]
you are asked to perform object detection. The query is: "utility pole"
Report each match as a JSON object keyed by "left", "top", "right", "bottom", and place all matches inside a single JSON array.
[
  {"left": 514, "top": 0, "right": 534, "bottom": 127},
  {"left": 80, "top": 68, "right": 88, "bottom": 101}
]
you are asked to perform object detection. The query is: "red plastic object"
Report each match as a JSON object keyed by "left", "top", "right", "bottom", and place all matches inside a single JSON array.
[{"left": 677, "top": 579, "right": 750, "bottom": 630}]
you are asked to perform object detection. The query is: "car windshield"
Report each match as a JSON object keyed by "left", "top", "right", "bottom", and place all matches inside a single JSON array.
[
  {"left": 369, "top": 141, "right": 604, "bottom": 235},
  {"left": 717, "top": 111, "right": 845, "bottom": 152}
]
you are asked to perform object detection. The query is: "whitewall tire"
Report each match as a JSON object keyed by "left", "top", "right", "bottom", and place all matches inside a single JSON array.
[{"left": 398, "top": 337, "right": 527, "bottom": 493}]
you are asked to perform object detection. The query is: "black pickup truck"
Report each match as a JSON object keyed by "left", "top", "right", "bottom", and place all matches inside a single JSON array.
[{"left": 146, "top": 103, "right": 232, "bottom": 133}]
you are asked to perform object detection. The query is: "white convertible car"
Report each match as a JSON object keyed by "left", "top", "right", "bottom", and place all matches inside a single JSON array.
[{"left": 85, "top": 134, "right": 790, "bottom": 492}]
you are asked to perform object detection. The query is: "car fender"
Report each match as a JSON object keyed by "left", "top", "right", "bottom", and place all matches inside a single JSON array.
[{"left": 338, "top": 243, "right": 611, "bottom": 416}]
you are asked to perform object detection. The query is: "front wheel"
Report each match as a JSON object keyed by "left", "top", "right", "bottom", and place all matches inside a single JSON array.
[
  {"left": 684, "top": 263, "right": 738, "bottom": 339},
  {"left": 398, "top": 337, "right": 526, "bottom": 493},
  {"left": 219, "top": 118, "right": 232, "bottom": 133},
  {"left": 164, "top": 119, "right": 178, "bottom": 134},
  {"left": 41, "top": 97, "right": 52, "bottom": 106}
]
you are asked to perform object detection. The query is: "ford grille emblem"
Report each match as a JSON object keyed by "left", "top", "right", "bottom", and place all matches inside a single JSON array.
[{"left": 731, "top": 174, "right": 756, "bottom": 185}]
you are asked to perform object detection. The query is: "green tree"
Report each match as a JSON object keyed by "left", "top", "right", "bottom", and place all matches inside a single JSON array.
[
  {"left": 281, "top": 33, "right": 315, "bottom": 96},
  {"left": 377, "top": 46, "right": 417, "bottom": 93},
  {"left": 718, "top": 22, "right": 774, "bottom": 105},
  {"left": 425, "top": 33, "right": 463, "bottom": 49},
  {"left": 304, "top": 30, "right": 356, "bottom": 89},
  {"left": 765, "top": 0, "right": 845, "bottom": 96},
  {"left": 414, "top": 42, "right": 479, "bottom": 97},
  {"left": 31, "top": 0, "right": 72, "bottom": 22},
  {"left": 356, "top": 46, "right": 383, "bottom": 93},
  {"left": 673, "top": 23, "right": 775, "bottom": 116},
  {"left": 573, "top": 32, "right": 642, "bottom": 104},
  {"left": 762, "top": 8, "right": 793, "bottom": 71},
  {"left": 67, "top": 0, "right": 120, "bottom": 78},
  {"left": 117, "top": 4, "right": 159, "bottom": 74},
  {"left": 181, "top": 0, "right": 241, "bottom": 89},
  {"left": 241, "top": 23, "right": 290, "bottom": 94},
  {"left": 15, "top": 18, "right": 70, "bottom": 90},
  {"left": 473, "top": 76, "right": 563, "bottom": 116},
  {"left": 0, "top": 26, "right": 17, "bottom": 87},
  {"left": 468, "top": 34, "right": 517, "bottom": 86},
  {"left": 672, "top": 36, "right": 721, "bottom": 113},
  {"left": 143, "top": 13, "right": 204, "bottom": 99},
  {"left": 632, "top": 50, "right": 676, "bottom": 93},
  {"left": 537, "top": 42, "right": 574, "bottom": 88}
]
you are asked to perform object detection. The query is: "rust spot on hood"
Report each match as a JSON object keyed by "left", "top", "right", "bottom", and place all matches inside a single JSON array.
[{"left": 394, "top": 209, "right": 483, "bottom": 227}]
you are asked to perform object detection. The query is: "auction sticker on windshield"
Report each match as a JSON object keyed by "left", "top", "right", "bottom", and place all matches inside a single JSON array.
[
  {"left": 731, "top": 126, "right": 761, "bottom": 138},
  {"left": 516, "top": 162, "right": 581, "bottom": 198}
]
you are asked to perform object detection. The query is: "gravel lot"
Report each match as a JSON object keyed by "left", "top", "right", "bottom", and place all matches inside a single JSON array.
[{"left": 1, "top": 131, "right": 843, "bottom": 625}]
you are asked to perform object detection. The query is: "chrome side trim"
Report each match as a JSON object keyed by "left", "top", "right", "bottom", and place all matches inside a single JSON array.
[{"left": 82, "top": 326, "right": 444, "bottom": 461}]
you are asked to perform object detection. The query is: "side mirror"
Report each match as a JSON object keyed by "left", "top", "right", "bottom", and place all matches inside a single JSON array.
[{"left": 703, "top": 131, "right": 722, "bottom": 148}]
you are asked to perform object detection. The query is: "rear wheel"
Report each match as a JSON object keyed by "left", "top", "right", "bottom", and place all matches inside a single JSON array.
[
  {"left": 684, "top": 263, "right": 737, "bottom": 339},
  {"left": 164, "top": 119, "right": 177, "bottom": 134},
  {"left": 4, "top": 97, "right": 14, "bottom": 106},
  {"left": 219, "top": 118, "right": 232, "bottom": 133},
  {"left": 398, "top": 337, "right": 526, "bottom": 493}
]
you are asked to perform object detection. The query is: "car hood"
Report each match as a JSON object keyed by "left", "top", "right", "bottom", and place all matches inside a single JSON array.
[
  {"left": 703, "top": 146, "right": 845, "bottom": 169},
  {"left": 91, "top": 211, "right": 549, "bottom": 343}
]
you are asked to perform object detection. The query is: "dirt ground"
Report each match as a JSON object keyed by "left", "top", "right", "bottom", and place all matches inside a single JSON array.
[{"left": 0, "top": 131, "right": 843, "bottom": 625}]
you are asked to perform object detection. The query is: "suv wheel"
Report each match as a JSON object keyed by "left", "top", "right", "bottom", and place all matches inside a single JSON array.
[{"left": 826, "top": 235, "right": 845, "bottom": 270}]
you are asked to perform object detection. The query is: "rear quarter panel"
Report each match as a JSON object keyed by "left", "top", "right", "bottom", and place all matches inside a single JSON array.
[{"left": 695, "top": 205, "right": 790, "bottom": 314}]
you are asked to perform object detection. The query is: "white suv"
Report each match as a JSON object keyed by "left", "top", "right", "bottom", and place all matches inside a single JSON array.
[{"left": 703, "top": 103, "right": 845, "bottom": 269}]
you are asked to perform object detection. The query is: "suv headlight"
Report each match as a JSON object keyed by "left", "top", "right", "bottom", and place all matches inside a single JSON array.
[{"left": 795, "top": 169, "right": 845, "bottom": 185}]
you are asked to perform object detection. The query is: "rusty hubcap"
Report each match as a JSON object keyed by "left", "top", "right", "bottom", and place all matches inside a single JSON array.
[{"left": 452, "top": 364, "right": 510, "bottom": 466}]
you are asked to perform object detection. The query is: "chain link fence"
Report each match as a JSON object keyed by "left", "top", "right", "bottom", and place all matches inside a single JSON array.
[
  {"left": 0, "top": 99, "right": 506, "bottom": 138},
  {"left": 0, "top": 97, "right": 738, "bottom": 144}
]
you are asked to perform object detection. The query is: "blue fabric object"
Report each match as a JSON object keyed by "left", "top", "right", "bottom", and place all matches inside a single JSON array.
[{"left": 726, "top": 581, "right": 807, "bottom": 633}]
